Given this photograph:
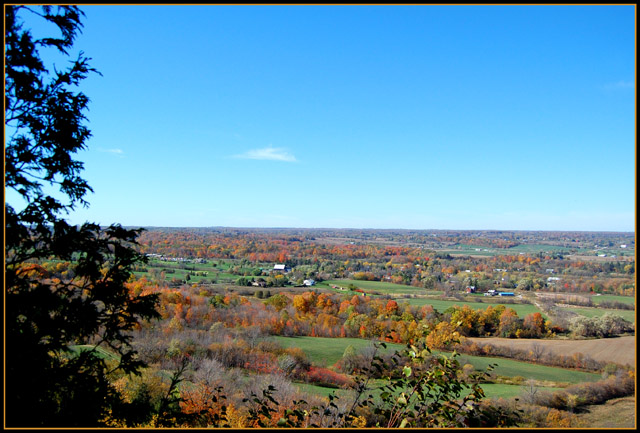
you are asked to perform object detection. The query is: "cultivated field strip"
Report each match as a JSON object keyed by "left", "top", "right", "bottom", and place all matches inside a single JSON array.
[{"left": 467, "top": 336, "right": 636, "bottom": 366}]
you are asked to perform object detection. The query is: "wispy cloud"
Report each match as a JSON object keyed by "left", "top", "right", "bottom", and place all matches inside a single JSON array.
[
  {"left": 97, "top": 148, "right": 125, "bottom": 157},
  {"left": 603, "top": 80, "right": 634, "bottom": 91},
  {"left": 232, "top": 146, "right": 298, "bottom": 162}
]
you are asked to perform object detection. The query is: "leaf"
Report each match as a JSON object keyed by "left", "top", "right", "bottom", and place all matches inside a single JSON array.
[
  {"left": 399, "top": 418, "right": 408, "bottom": 428},
  {"left": 403, "top": 366, "right": 412, "bottom": 377}
]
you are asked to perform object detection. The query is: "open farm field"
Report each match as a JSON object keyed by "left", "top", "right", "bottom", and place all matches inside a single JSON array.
[
  {"left": 313, "top": 281, "right": 367, "bottom": 297},
  {"left": 294, "top": 379, "right": 563, "bottom": 403},
  {"left": 398, "top": 297, "right": 543, "bottom": 318},
  {"left": 591, "top": 294, "right": 636, "bottom": 305},
  {"left": 135, "top": 258, "right": 272, "bottom": 284},
  {"left": 535, "top": 292, "right": 635, "bottom": 306},
  {"left": 458, "top": 354, "right": 601, "bottom": 385},
  {"left": 439, "top": 243, "right": 591, "bottom": 257},
  {"left": 324, "top": 279, "right": 440, "bottom": 296},
  {"left": 558, "top": 305, "right": 635, "bottom": 322},
  {"left": 69, "top": 345, "right": 119, "bottom": 361},
  {"left": 566, "top": 253, "right": 635, "bottom": 261},
  {"left": 443, "top": 248, "right": 497, "bottom": 257},
  {"left": 479, "top": 383, "right": 564, "bottom": 400},
  {"left": 467, "top": 336, "right": 636, "bottom": 366},
  {"left": 137, "top": 268, "right": 236, "bottom": 284},
  {"left": 271, "top": 336, "right": 601, "bottom": 386},
  {"left": 293, "top": 382, "right": 354, "bottom": 400},
  {"left": 439, "top": 242, "right": 637, "bottom": 259},
  {"left": 269, "top": 336, "right": 405, "bottom": 367},
  {"left": 504, "top": 243, "right": 574, "bottom": 254}
]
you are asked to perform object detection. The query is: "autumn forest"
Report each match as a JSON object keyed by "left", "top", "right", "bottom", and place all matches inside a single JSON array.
[{"left": 26, "top": 227, "right": 636, "bottom": 428}]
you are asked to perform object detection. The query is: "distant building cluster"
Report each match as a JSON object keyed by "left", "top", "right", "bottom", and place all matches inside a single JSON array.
[{"left": 484, "top": 289, "right": 514, "bottom": 297}]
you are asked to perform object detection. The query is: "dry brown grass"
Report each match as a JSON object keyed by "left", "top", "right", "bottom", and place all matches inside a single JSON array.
[
  {"left": 576, "top": 396, "right": 636, "bottom": 428},
  {"left": 467, "top": 336, "right": 636, "bottom": 366}
]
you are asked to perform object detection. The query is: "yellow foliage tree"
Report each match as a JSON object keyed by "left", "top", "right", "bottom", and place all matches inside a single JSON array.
[{"left": 426, "top": 321, "right": 464, "bottom": 350}]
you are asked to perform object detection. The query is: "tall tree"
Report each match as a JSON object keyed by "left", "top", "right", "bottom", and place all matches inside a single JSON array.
[{"left": 5, "top": 6, "right": 159, "bottom": 426}]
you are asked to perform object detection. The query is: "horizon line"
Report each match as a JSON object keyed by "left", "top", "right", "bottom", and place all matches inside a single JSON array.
[{"left": 107, "top": 225, "right": 635, "bottom": 234}]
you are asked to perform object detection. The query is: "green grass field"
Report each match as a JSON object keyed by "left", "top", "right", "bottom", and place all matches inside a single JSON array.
[
  {"left": 135, "top": 258, "right": 273, "bottom": 284},
  {"left": 69, "top": 345, "right": 119, "bottom": 361},
  {"left": 591, "top": 294, "right": 635, "bottom": 305},
  {"left": 439, "top": 243, "right": 598, "bottom": 257},
  {"left": 324, "top": 279, "right": 441, "bottom": 296},
  {"left": 505, "top": 244, "right": 573, "bottom": 254},
  {"left": 270, "top": 336, "right": 601, "bottom": 387},
  {"left": 479, "top": 383, "right": 564, "bottom": 400},
  {"left": 293, "top": 382, "right": 354, "bottom": 400},
  {"left": 270, "top": 336, "right": 405, "bottom": 367},
  {"left": 315, "top": 282, "right": 386, "bottom": 299},
  {"left": 560, "top": 306, "right": 635, "bottom": 322},
  {"left": 457, "top": 354, "right": 601, "bottom": 385},
  {"left": 442, "top": 249, "right": 497, "bottom": 257},
  {"left": 294, "top": 378, "right": 564, "bottom": 402}
]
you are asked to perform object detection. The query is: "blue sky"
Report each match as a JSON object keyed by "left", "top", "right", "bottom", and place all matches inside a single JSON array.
[{"left": 8, "top": 5, "right": 636, "bottom": 231}]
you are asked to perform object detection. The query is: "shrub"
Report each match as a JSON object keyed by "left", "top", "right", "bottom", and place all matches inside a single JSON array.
[
  {"left": 305, "top": 366, "right": 353, "bottom": 388},
  {"left": 537, "top": 374, "right": 635, "bottom": 412}
]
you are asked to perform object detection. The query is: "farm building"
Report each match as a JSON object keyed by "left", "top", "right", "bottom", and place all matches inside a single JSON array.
[
  {"left": 303, "top": 279, "right": 316, "bottom": 286},
  {"left": 273, "top": 264, "right": 290, "bottom": 272}
]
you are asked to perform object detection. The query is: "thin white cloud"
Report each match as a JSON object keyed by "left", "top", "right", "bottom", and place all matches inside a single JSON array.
[
  {"left": 603, "top": 80, "right": 634, "bottom": 91},
  {"left": 97, "top": 148, "right": 125, "bottom": 157},
  {"left": 233, "top": 146, "right": 298, "bottom": 162}
]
